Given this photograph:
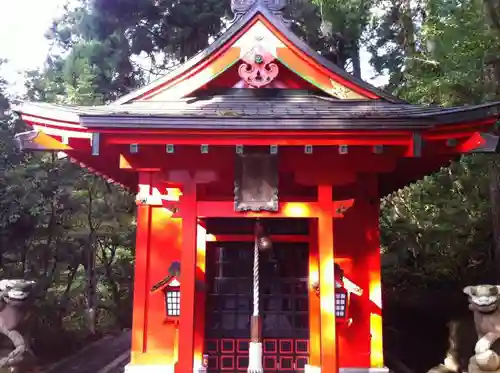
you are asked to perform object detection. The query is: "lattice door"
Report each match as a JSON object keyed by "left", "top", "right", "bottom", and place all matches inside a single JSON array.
[{"left": 204, "top": 241, "right": 309, "bottom": 372}]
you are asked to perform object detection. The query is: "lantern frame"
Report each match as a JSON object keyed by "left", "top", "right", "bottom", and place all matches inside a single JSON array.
[
  {"left": 164, "top": 278, "right": 181, "bottom": 318},
  {"left": 311, "top": 262, "right": 361, "bottom": 324},
  {"left": 151, "top": 274, "right": 181, "bottom": 324},
  {"left": 334, "top": 287, "right": 349, "bottom": 322}
]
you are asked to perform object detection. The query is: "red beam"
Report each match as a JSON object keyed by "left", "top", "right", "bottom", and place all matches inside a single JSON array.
[
  {"left": 426, "top": 118, "right": 496, "bottom": 134},
  {"left": 194, "top": 200, "right": 354, "bottom": 218},
  {"left": 119, "top": 145, "right": 400, "bottom": 174},
  {"left": 424, "top": 130, "right": 479, "bottom": 140},
  {"left": 99, "top": 128, "right": 412, "bottom": 136},
  {"left": 106, "top": 134, "right": 409, "bottom": 146},
  {"left": 456, "top": 131, "right": 486, "bottom": 152},
  {"left": 206, "top": 234, "right": 309, "bottom": 242},
  {"left": 66, "top": 150, "right": 137, "bottom": 191}
]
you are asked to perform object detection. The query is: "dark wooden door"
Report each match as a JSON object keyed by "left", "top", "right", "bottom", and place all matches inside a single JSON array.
[{"left": 204, "top": 241, "right": 310, "bottom": 373}]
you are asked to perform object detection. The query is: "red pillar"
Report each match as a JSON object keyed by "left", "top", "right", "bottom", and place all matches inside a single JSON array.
[
  {"left": 318, "top": 184, "right": 338, "bottom": 373},
  {"left": 193, "top": 222, "right": 207, "bottom": 370},
  {"left": 309, "top": 219, "right": 321, "bottom": 368},
  {"left": 129, "top": 172, "right": 182, "bottom": 369},
  {"left": 130, "top": 192, "right": 151, "bottom": 360},
  {"left": 336, "top": 175, "right": 373, "bottom": 368},
  {"left": 308, "top": 219, "right": 321, "bottom": 369},
  {"left": 176, "top": 183, "right": 198, "bottom": 373},
  {"left": 360, "top": 174, "right": 384, "bottom": 368}
]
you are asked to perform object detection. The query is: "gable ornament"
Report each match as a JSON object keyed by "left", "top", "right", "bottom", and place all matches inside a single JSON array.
[{"left": 238, "top": 45, "right": 279, "bottom": 88}]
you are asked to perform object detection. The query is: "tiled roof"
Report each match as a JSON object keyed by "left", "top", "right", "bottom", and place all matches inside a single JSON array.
[{"left": 13, "top": 93, "right": 500, "bottom": 130}]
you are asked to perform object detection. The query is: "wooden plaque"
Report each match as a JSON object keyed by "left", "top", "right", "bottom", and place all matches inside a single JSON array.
[{"left": 234, "top": 153, "right": 278, "bottom": 212}]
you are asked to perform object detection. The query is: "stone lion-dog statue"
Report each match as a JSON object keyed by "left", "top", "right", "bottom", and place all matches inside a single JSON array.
[
  {"left": 464, "top": 285, "right": 500, "bottom": 373},
  {"left": 0, "top": 279, "right": 37, "bottom": 373}
]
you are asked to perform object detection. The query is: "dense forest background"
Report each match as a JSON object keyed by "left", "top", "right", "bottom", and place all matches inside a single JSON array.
[{"left": 1, "top": 0, "right": 500, "bottom": 371}]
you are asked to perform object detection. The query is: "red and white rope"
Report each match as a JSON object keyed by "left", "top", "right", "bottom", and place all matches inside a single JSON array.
[{"left": 252, "top": 237, "right": 260, "bottom": 317}]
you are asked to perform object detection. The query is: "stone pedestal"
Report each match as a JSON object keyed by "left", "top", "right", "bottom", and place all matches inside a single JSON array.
[
  {"left": 124, "top": 364, "right": 174, "bottom": 373},
  {"left": 469, "top": 353, "right": 500, "bottom": 373},
  {"left": 305, "top": 365, "right": 321, "bottom": 373},
  {"left": 304, "top": 367, "right": 390, "bottom": 373}
]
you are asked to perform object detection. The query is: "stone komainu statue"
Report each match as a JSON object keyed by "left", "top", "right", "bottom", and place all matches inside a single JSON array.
[
  {"left": 464, "top": 285, "right": 500, "bottom": 373},
  {"left": 0, "top": 279, "right": 36, "bottom": 373}
]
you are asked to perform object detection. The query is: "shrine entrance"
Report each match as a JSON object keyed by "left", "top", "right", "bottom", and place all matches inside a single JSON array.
[{"left": 203, "top": 218, "right": 310, "bottom": 373}]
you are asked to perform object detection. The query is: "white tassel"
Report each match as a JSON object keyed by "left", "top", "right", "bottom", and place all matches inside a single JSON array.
[
  {"left": 305, "top": 364, "right": 322, "bottom": 373},
  {"left": 247, "top": 342, "right": 264, "bottom": 373}
]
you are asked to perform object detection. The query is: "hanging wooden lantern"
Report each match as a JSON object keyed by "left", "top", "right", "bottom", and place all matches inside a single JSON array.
[
  {"left": 164, "top": 277, "right": 181, "bottom": 318},
  {"left": 234, "top": 151, "right": 278, "bottom": 212},
  {"left": 311, "top": 263, "right": 358, "bottom": 323},
  {"left": 335, "top": 287, "right": 349, "bottom": 321},
  {"left": 334, "top": 263, "right": 349, "bottom": 322},
  {"left": 150, "top": 262, "right": 182, "bottom": 324},
  {"left": 150, "top": 275, "right": 181, "bottom": 324}
]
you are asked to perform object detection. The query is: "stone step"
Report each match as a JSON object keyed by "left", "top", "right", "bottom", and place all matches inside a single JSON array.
[{"left": 43, "top": 331, "right": 131, "bottom": 373}]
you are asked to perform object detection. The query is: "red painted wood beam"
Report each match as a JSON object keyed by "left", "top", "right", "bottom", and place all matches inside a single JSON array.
[
  {"left": 194, "top": 200, "right": 354, "bottom": 218},
  {"left": 457, "top": 131, "right": 487, "bottom": 152},
  {"left": 206, "top": 234, "right": 309, "bottom": 242},
  {"left": 424, "top": 130, "right": 481, "bottom": 140},
  {"left": 105, "top": 134, "right": 409, "bottom": 146},
  {"left": 280, "top": 147, "right": 399, "bottom": 173},
  {"left": 118, "top": 146, "right": 235, "bottom": 171},
  {"left": 426, "top": 118, "right": 496, "bottom": 134},
  {"left": 99, "top": 128, "right": 412, "bottom": 136},
  {"left": 66, "top": 150, "right": 138, "bottom": 191},
  {"left": 118, "top": 145, "right": 400, "bottom": 174}
]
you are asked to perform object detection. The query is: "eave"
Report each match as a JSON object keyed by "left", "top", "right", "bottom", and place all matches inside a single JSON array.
[
  {"left": 12, "top": 98, "right": 500, "bottom": 132},
  {"left": 11, "top": 97, "right": 500, "bottom": 198}
]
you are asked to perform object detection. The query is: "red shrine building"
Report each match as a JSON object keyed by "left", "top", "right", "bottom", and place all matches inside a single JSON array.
[{"left": 11, "top": 0, "right": 500, "bottom": 372}]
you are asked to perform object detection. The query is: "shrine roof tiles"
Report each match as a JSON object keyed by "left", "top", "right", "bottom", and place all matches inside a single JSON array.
[{"left": 13, "top": 95, "right": 500, "bottom": 130}]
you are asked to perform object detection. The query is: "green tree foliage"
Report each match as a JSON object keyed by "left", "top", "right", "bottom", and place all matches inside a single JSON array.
[
  {"left": 360, "top": 0, "right": 500, "bottom": 308},
  {"left": 381, "top": 156, "right": 496, "bottom": 304},
  {"left": 46, "top": 0, "right": 231, "bottom": 97},
  {"left": 366, "top": 0, "right": 500, "bottom": 103},
  {"left": 311, "top": 0, "right": 374, "bottom": 75},
  {"left": 1, "top": 57, "right": 136, "bottom": 361}
]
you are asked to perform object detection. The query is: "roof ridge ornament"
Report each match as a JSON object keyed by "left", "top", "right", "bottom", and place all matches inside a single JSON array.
[{"left": 230, "top": 0, "right": 291, "bottom": 27}]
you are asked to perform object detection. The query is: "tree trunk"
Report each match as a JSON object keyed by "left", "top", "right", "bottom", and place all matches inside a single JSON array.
[
  {"left": 489, "top": 158, "right": 500, "bottom": 282},
  {"left": 85, "top": 177, "right": 98, "bottom": 335},
  {"left": 85, "top": 241, "right": 97, "bottom": 335},
  {"left": 351, "top": 44, "right": 361, "bottom": 79}
]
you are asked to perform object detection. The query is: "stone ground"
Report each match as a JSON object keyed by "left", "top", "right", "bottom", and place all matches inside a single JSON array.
[
  {"left": 42, "top": 330, "right": 131, "bottom": 373},
  {"left": 107, "top": 356, "right": 129, "bottom": 373}
]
